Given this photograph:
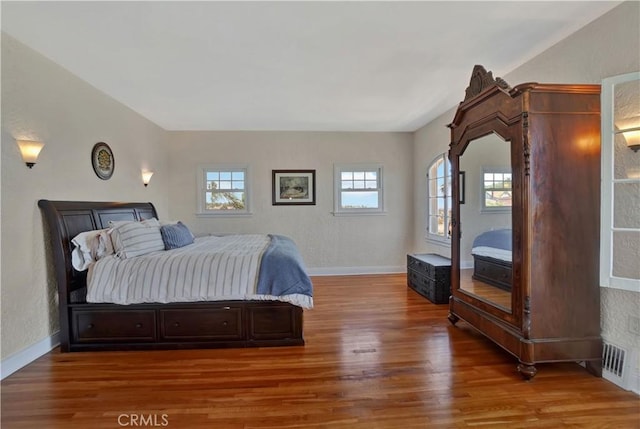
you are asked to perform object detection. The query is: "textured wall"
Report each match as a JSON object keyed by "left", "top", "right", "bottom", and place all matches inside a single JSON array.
[
  {"left": 1, "top": 35, "right": 170, "bottom": 360},
  {"left": 166, "top": 131, "right": 414, "bottom": 272}
]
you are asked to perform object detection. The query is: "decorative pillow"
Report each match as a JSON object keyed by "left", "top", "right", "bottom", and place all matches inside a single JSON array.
[
  {"left": 160, "top": 220, "right": 195, "bottom": 239},
  {"left": 160, "top": 221, "right": 195, "bottom": 250},
  {"left": 110, "top": 218, "right": 165, "bottom": 259},
  {"left": 71, "top": 229, "right": 114, "bottom": 271}
]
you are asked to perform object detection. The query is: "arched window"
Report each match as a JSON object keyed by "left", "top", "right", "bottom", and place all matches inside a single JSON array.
[{"left": 426, "top": 153, "right": 451, "bottom": 243}]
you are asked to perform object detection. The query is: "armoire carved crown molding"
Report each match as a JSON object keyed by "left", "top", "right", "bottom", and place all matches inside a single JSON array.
[{"left": 464, "top": 65, "right": 511, "bottom": 101}]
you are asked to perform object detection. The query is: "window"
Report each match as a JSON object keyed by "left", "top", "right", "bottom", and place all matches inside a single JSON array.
[
  {"left": 426, "top": 154, "right": 451, "bottom": 242},
  {"left": 197, "top": 165, "right": 251, "bottom": 215},
  {"left": 333, "top": 164, "right": 384, "bottom": 214},
  {"left": 482, "top": 168, "right": 512, "bottom": 211},
  {"left": 600, "top": 72, "right": 640, "bottom": 292}
]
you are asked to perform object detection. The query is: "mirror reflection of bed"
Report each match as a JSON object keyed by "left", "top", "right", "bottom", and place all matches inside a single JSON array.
[{"left": 458, "top": 132, "right": 512, "bottom": 311}]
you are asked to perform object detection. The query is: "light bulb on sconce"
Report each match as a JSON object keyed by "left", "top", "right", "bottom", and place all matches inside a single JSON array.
[
  {"left": 620, "top": 127, "right": 640, "bottom": 152},
  {"left": 142, "top": 171, "right": 154, "bottom": 187},
  {"left": 16, "top": 139, "right": 45, "bottom": 168}
]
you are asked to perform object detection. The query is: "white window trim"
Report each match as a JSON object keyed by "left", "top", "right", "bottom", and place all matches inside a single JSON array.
[
  {"left": 196, "top": 164, "right": 253, "bottom": 217},
  {"left": 426, "top": 153, "right": 451, "bottom": 245},
  {"left": 333, "top": 163, "right": 385, "bottom": 216},
  {"left": 600, "top": 72, "right": 640, "bottom": 293},
  {"left": 480, "top": 166, "right": 513, "bottom": 213}
]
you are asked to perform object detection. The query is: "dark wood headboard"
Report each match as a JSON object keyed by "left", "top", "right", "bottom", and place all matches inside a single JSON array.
[{"left": 38, "top": 200, "right": 157, "bottom": 305}]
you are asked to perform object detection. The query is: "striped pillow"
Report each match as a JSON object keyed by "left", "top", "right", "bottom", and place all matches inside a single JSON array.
[
  {"left": 110, "top": 219, "right": 165, "bottom": 259},
  {"left": 160, "top": 221, "right": 194, "bottom": 250}
]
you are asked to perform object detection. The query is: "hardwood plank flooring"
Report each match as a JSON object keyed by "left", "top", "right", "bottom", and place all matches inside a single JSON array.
[{"left": 2, "top": 274, "right": 639, "bottom": 428}]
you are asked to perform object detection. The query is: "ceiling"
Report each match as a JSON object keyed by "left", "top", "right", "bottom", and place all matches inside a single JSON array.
[{"left": 1, "top": 1, "right": 620, "bottom": 132}]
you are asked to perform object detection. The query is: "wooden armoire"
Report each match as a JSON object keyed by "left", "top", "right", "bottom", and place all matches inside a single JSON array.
[{"left": 447, "top": 65, "right": 602, "bottom": 379}]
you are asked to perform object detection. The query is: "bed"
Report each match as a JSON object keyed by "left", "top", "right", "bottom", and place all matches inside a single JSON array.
[
  {"left": 38, "top": 200, "right": 312, "bottom": 352},
  {"left": 471, "top": 228, "right": 512, "bottom": 291}
]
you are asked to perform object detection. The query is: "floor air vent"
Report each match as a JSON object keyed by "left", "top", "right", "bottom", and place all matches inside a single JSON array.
[{"left": 602, "top": 342, "right": 627, "bottom": 386}]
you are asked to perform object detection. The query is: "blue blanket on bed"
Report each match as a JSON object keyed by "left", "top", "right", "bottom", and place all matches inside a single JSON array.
[
  {"left": 256, "top": 235, "right": 313, "bottom": 297},
  {"left": 472, "top": 229, "right": 512, "bottom": 251}
]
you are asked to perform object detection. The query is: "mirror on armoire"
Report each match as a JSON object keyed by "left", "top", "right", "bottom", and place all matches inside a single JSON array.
[{"left": 458, "top": 133, "right": 513, "bottom": 312}]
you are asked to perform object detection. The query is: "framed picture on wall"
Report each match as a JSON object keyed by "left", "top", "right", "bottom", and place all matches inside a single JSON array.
[{"left": 272, "top": 170, "right": 316, "bottom": 205}]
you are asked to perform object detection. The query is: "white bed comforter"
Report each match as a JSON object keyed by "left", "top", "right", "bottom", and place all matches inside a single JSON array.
[
  {"left": 471, "top": 246, "right": 512, "bottom": 262},
  {"left": 87, "top": 234, "right": 273, "bottom": 305}
]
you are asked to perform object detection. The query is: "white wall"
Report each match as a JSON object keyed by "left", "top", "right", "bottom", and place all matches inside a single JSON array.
[
  {"left": 412, "top": 0, "right": 640, "bottom": 383},
  {"left": 0, "top": 34, "right": 170, "bottom": 360},
  {"left": 167, "top": 131, "right": 414, "bottom": 273},
  {"left": 2, "top": 0, "right": 638, "bottom": 380}
]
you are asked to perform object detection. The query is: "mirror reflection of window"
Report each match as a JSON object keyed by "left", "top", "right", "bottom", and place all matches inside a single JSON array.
[{"left": 482, "top": 168, "right": 513, "bottom": 211}]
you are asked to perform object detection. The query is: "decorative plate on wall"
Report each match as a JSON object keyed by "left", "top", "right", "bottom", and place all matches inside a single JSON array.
[{"left": 91, "top": 142, "right": 114, "bottom": 180}]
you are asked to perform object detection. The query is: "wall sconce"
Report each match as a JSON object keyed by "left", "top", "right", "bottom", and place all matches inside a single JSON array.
[
  {"left": 619, "top": 127, "right": 640, "bottom": 152},
  {"left": 16, "top": 139, "right": 45, "bottom": 168},
  {"left": 142, "top": 171, "right": 154, "bottom": 187}
]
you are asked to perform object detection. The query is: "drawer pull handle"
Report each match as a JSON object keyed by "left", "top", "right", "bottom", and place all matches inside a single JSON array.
[
  {"left": 223, "top": 306, "right": 231, "bottom": 310},
  {"left": 135, "top": 323, "right": 143, "bottom": 328},
  {"left": 222, "top": 321, "right": 228, "bottom": 326},
  {"left": 87, "top": 323, "right": 94, "bottom": 329},
  {"left": 173, "top": 322, "right": 180, "bottom": 327}
]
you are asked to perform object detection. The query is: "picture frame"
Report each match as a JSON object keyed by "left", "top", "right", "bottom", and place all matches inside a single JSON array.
[
  {"left": 459, "top": 171, "right": 466, "bottom": 204},
  {"left": 272, "top": 170, "right": 316, "bottom": 205},
  {"left": 91, "top": 142, "right": 114, "bottom": 180}
]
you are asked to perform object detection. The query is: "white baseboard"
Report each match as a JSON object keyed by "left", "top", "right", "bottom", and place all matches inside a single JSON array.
[
  {"left": 1, "top": 331, "right": 60, "bottom": 380},
  {"left": 307, "top": 266, "right": 405, "bottom": 276}
]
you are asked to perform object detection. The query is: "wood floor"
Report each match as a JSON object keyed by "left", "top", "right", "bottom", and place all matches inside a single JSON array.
[{"left": 2, "top": 274, "right": 639, "bottom": 428}]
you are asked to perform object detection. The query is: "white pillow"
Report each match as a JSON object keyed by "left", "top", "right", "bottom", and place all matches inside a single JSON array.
[
  {"left": 108, "top": 218, "right": 159, "bottom": 228},
  {"left": 71, "top": 229, "right": 114, "bottom": 271},
  {"left": 109, "top": 218, "right": 165, "bottom": 259}
]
